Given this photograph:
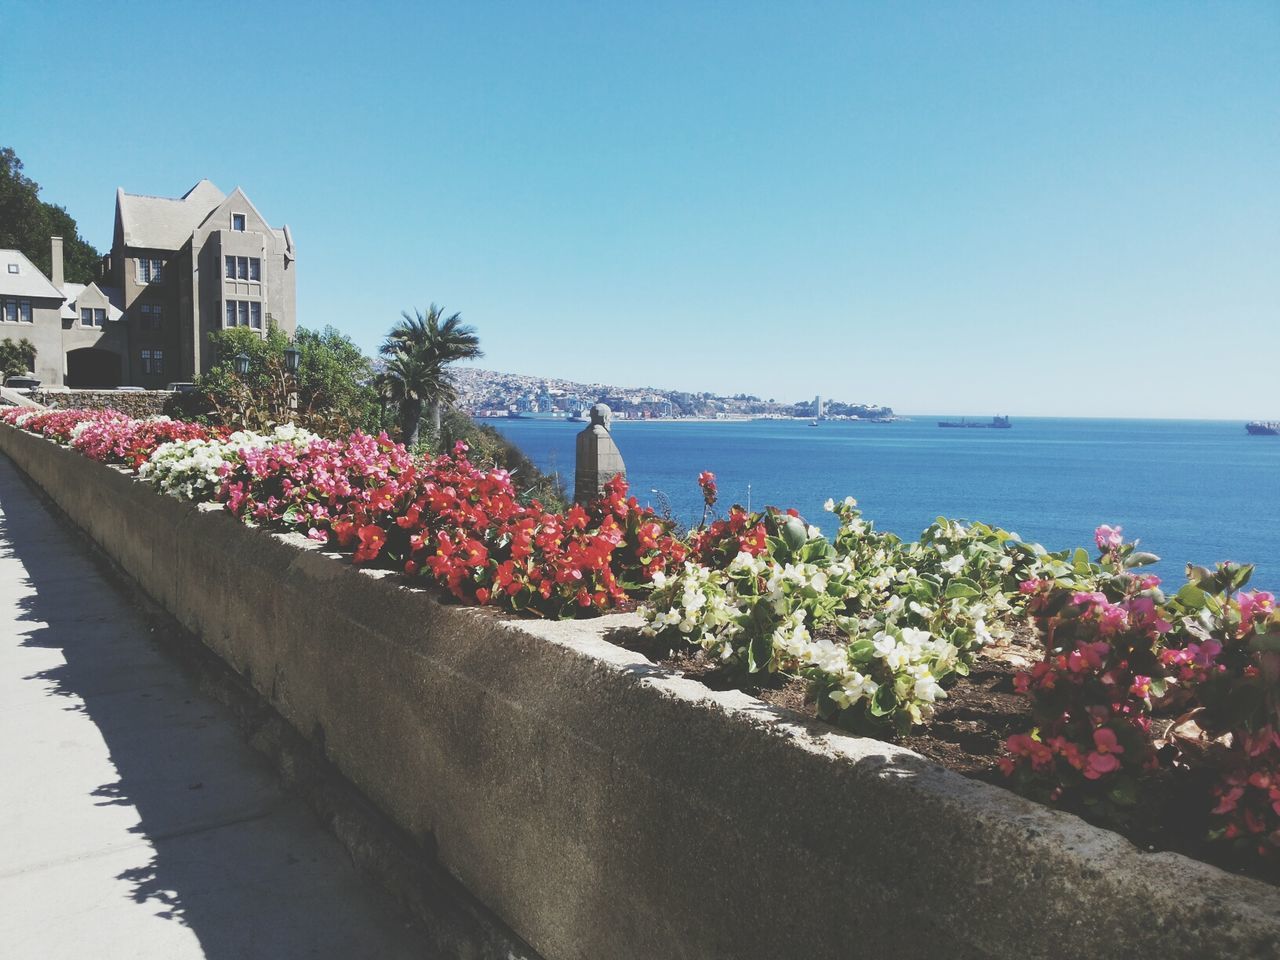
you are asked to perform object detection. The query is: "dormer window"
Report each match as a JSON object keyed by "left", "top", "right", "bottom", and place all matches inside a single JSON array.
[{"left": 231, "top": 213, "right": 246, "bottom": 231}]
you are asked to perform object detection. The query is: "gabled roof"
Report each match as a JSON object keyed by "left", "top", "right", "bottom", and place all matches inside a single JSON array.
[
  {"left": 116, "top": 179, "right": 226, "bottom": 250},
  {"left": 0, "top": 249, "right": 64, "bottom": 300},
  {"left": 60, "top": 282, "right": 125, "bottom": 322}
]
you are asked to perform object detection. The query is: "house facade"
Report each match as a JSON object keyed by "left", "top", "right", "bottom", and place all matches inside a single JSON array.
[{"left": 0, "top": 180, "right": 295, "bottom": 388}]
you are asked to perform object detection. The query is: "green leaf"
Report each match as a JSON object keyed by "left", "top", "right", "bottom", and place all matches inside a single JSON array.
[
  {"left": 781, "top": 516, "right": 809, "bottom": 552},
  {"left": 1175, "top": 584, "right": 1207, "bottom": 609},
  {"left": 1247, "top": 629, "right": 1280, "bottom": 653},
  {"left": 944, "top": 578, "right": 980, "bottom": 599},
  {"left": 868, "top": 684, "right": 897, "bottom": 717},
  {"left": 1073, "top": 547, "right": 1091, "bottom": 573},
  {"left": 1107, "top": 777, "right": 1140, "bottom": 807},
  {"left": 1125, "top": 551, "right": 1160, "bottom": 569},
  {"left": 747, "top": 632, "right": 773, "bottom": 674}
]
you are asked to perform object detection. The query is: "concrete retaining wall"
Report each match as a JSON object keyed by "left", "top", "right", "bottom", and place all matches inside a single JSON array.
[{"left": 4, "top": 421, "right": 1279, "bottom": 960}]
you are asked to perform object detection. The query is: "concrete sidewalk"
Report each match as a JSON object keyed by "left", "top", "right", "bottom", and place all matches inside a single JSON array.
[{"left": 0, "top": 454, "right": 432, "bottom": 959}]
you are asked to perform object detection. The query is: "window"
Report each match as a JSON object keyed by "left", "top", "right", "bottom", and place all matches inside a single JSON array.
[
  {"left": 140, "top": 349, "right": 165, "bottom": 375},
  {"left": 6, "top": 263, "right": 17, "bottom": 274},
  {"left": 224, "top": 255, "right": 261, "bottom": 280},
  {"left": 224, "top": 299, "right": 264, "bottom": 329},
  {"left": 231, "top": 213, "right": 246, "bottom": 231},
  {"left": 81, "top": 307, "right": 93, "bottom": 327},
  {"left": 95, "top": 308, "right": 106, "bottom": 326},
  {"left": 136, "top": 258, "right": 164, "bottom": 283},
  {"left": 3, "top": 300, "right": 15, "bottom": 322},
  {"left": 140, "top": 304, "right": 162, "bottom": 329},
  {"left": 19, "top": 301, "right": 31, "bottom": 323}
]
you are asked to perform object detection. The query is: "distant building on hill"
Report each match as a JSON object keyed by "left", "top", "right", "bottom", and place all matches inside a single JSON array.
[{"left": 0, "top": 180, "right": 295, "bottom": 388}]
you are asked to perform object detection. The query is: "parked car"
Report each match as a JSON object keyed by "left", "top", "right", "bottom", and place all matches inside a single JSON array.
[
  {"left": 3, "top": 375, "right": 41, "bottom": 395},
  {"left": 113, "top": 385, "right": 146, "bottom": 392},
  {"left": 165, "top": 382, "right": 198, "bottom": 394}
]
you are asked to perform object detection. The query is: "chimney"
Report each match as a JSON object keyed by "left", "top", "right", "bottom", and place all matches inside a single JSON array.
[{"left": 50, "top": 236, "right": 65, "bottom": 290}]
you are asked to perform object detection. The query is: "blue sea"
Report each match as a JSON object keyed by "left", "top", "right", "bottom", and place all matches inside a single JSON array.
[{"left": 481, "top": 416, "right": 1280, "bottom": 591}]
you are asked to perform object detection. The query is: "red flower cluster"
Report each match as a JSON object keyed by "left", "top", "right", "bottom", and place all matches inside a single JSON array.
[
  {"left": 689, "top": 505, "right": 770, "bottom": 566},
  {"left": 1001, "top": 576, "right": 1166, "bottom": 802},
  {"left": 214, "top": 432, "right": 689, "bottom": 618},
  {"left": 1211, "top": 729, "right": 1280, "bottom": 855}
]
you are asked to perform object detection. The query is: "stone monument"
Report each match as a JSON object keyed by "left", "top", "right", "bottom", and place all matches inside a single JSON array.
[{"left": 574, "top": 402, "right": 626, "bottom": 504}]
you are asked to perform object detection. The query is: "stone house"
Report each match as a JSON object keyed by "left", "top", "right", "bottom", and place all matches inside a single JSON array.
[{"left": 0, "top": 180, "right": 295, "bottom": 388}]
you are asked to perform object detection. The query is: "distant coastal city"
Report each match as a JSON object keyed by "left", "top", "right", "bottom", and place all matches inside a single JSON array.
[{"left": 451, "top": 367, "right": 895, "bottom": 422}]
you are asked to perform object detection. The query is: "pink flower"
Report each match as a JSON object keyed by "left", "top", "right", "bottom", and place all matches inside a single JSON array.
[
  {"left": 1094, "top": 524, "right": 1124, "bottom": 552},
  {"left": 1239, "top": 591, "right": 1276, "bottom": 636}
]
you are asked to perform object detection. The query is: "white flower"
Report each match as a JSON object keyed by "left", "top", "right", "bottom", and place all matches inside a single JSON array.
[{"left": 941, "top": 553, "right": 966, "bottom": 575}]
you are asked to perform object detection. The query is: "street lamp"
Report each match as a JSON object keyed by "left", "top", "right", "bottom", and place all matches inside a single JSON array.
[
  {"left": 283, "top": 342, "right": 301, "bottom": 375},
  {"left": 233, "top": 352, "right": 251, "bottom": 377}
]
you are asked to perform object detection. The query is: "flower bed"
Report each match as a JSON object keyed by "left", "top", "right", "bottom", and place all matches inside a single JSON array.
[{"left": 5, "top": 406, "right": 1279, "bottom": 872}]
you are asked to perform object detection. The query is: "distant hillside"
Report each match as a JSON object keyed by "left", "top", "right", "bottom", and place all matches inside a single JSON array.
[{"left": 452, "top": 367, "right": 893, "bottom": 420}]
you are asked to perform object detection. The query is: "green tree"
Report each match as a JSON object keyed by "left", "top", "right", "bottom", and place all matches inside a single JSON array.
[
  {"left": 0, "top": 338, "right": 36, "bottom": 380},
  {"left": 0, "top": 148, "right": 101, "bottom": 283},
  {"left": 177, "top": 324, "right": 383, "bottom": 434},
  {"left": 378, "top": 305, "right": 483, "bottom": 448}
]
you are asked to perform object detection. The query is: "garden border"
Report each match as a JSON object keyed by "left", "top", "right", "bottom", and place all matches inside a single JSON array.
[{"left": 3, "top": 421, "right": 1279, "bottom": 960}]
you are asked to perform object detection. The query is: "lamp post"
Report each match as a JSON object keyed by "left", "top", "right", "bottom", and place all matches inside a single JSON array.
[
  {"left": 233, "top": 352, "right": 251, "bottom": 377},
  {"left": 282, "top": 340, "right": 300, "bottom": 412}
]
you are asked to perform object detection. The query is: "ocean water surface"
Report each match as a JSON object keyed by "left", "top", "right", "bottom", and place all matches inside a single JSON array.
[{"left": 482, "top": 417, "right": 1280, "bottom": 590}]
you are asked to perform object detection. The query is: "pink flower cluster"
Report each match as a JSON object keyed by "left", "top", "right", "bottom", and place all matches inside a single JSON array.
[{"left": 72, "top": 415, "right": 218, "bottom": 468}]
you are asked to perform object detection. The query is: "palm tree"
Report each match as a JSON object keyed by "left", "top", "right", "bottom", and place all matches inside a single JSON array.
[{"left": 378, "top": 305, "right": 483, "bottom": 448}]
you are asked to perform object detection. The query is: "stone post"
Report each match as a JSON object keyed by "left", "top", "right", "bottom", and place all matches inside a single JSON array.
[{"left": 574, "top": 403, "right": 626, "bottom": 504}]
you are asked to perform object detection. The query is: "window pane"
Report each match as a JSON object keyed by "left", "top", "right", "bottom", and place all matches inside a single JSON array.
[
  {"left": 153, "top": 259, "right": 163, "bottom": 281},
  {"left": 4, "top": 300, "right": 15, "bottom": 322},
  {"left": 155, "top": 350, "right": 164, "bottom": 374},
  {"left": 249, "top": 258, "right": 260, "bottom": 281},
  {"left": 232, "top": 214, "right": 245, "bottom": 231},
  {"left": 225, "top": 255, "right": 234, "bottom": 278},
  {"left": 226, "top": 301, "right": 236, "bottom": 326},
  {"left": 238, "top": 301, "right": 249, "bottom": 326},
  {"left": 82, "top": 308, "right": 93, "bottom": 326},
  {"left": 95, "top": 309, "right": 106, "bottom": 326},
  {"left": 19, "top": 301, "right": 30, "bottom": 322},
  {"left": 250, "top": 302, "right": 262, "bottom": 329},
  {"left": 238, "top": 256, "right": 248, "bottom": 279}
]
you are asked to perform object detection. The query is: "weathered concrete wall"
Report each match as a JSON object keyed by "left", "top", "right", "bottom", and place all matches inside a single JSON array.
[
  {"left": 3, "top": 421, "right": 1279, "bottom": 960},
  {"left": 32, "top": 389, "right": 171, "bottom": 417}
]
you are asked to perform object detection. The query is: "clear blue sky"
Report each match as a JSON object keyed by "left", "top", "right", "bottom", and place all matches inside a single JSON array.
[{"left": 4, "top": 2, "right": 1276, "bottom": 417}]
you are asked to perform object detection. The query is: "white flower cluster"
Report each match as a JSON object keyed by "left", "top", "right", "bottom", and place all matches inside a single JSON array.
[
  {"left": 641, "top": 502, "right": 1048, "bottom": 731},
  {"left": 137, "top": 423, "right": 317, "bottom": 501}
]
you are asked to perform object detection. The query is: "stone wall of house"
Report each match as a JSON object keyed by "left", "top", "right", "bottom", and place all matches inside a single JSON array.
[{"left": 33, "top": 390, "right": 172, "bottom": 418}]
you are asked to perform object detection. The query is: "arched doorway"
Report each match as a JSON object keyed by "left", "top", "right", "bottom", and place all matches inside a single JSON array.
[{"left": 66, "top": 348, "right": 122, "bottom": 389}]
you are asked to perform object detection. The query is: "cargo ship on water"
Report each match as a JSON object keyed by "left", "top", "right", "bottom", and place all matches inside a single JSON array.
[
  {"left": 938, "top": 415, "right": 1012, "bottom": 429},
  {"left": 1246, "top": 421, "right": 1279, "bottom": 436}
]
